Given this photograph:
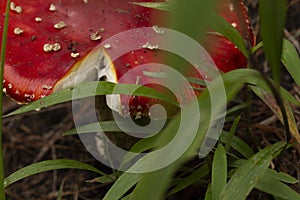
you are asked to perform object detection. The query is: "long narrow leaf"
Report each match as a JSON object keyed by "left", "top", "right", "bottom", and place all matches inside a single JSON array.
[
  {"left": 255, "top": 174, "right": 300, "bottom": 200},
  {"left": 5, "top": 81, "right": 178, "bottom": 117},
  {"left": 220, "top": 131, "right": 254, "bottom": 158},
  {"left": 205, "top": 184, "right": 212, "bottom": 200},
  {"left": 220, "top": 142, "right": 286, "bottom": 199},
  {"left": 168, "top": 164, "right": 209, "bottom": 196},
  {"left": 103, "top": 173, "right": 141, "bottom": 200},
  {"left": 63, "top": 121, "right": 121, "bottom": 135},
  {"left": 209, "top": 13, "right": 249, "bottom": 57},
  {"left": 281, "top": 39, "right": 300, "bottom": 86},
  {"left": 4, "top": 159, "right": 105, "bottom": 188},
  {"left": 224, "top": 116, "right": 241, "bottom": 152},
  {"left": 212, "top": 144, "right": 227, "bottom": 200},
  {"left": 259, "top": 0, "right": 287, "bottom": 85}
]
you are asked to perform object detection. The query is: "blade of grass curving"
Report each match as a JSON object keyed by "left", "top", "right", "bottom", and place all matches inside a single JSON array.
[
  {"left": 167, "top": 163, "right": 209, "bottom": 196},
  {"left": 129, "top": 166, "right": 175, "bottom": 200},
  {"left": 63, "top": 121, "right": 122, "bottom": 135},
  {"left": 86, "top": 174, "right": 116, "bottom": 184},
  {"left": 120, "top": 194, "right": 132, "bottom": 200},
  {"left": 251, "top": 41, "right": 263, "bottom": 54},
  {"left": 259, "top": 0, "right": 287, "bottom": 86},
  {"left": 255, "top": 174, "right": 300, "bottom": 200},
  {"left": 5, "top": 81, "right": 179, "bottom": 117},
  {"left": 281, "top": 39, "right": 300, "bottom": 86},
  {"left": 190, "top": 69, "right": 300, "bottom": 106},
  {"left": 170, "top": 0, "right": 218, "bottom": 40},
  {"left": 4, "top": 159, "right": 106, "bottom": 188},
  {"left": 205, "top": 184, "right": 212, "bottom": 200},
  {"left": 103, "top": 172, "right": 141, "bottom": 200},
  {"left": 63, "top": 119, "right": 167, "bottom": 136},
  {"left": 228, "top": 159, "right": 298, "bottom": 184},
  {"left": 265, "top": 169, "right": 299, "bottom": 184},
  {"left": 0, "top": 0, "right": 11, "bottom": 198},
  {"left": 225, "top": 103, "right": 250, "bottom": 120},
  {"left": 219, "top": 141, "right": 286, "bottom": 200},
  {"left": 224, "top": 116, "right": 241, "bottom": 152},
  {"left": 56, "top": 180, "right": 65, "bottom": 200},
  {"left": 220, "top": 131, "right": 254, "bottom": 158},
  {"left": 120, "top": 134, "right": 161, "bottom": 167},
  {"left": 209, "top": 13, "right": 249, "bottom": 58},
  {"left": 212, "top": 144, "right": 227, "bottom": 200},
  {"left": 226, "top": 159, "right": 299, "bottom": 199}
]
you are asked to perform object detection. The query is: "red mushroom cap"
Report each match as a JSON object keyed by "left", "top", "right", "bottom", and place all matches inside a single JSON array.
[
  {"left": 1, "top": 0, "right": 255, "bottom": 118},
  {"left": 0, "top": 0, "right": 165, "bottom": 103},
  {"left": 202, "top": 0, "right": 256, "bottom": 72}
]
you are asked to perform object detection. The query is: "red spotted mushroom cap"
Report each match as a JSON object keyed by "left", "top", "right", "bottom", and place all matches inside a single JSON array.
[
  {"left": 202, "top": 0, "right": 256, "bottom": 73},
  {"left": 0, "top": 0, "right": 165, "bottom": 103},
  {"left": 1, "top": 0, "right": 255, "bottom": 118}
]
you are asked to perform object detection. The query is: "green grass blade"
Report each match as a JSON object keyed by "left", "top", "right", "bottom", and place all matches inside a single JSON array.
[
  {"left": 171, "top": 0, "right": 218, "bottom": 40},
  {"left": 5, "top": 81, "right": 179, "bottom": 117},
  {"left": 265, "top": 170, "right": 298, "bottom": 184},
  {"left": 220, "top": 141, "right": 286, "bottom": 200},
  {"left": 255, "top": 174, "right": 300, "bottom": 200},
  {"left": 226, "top": 69, "right": 300, "bottom": 106},
  {"left": 228, "top": 160, "right": 298, "bottom": 184},
  {"left": 251, "top": 41, "right": 263, "bottom": 54},
  {"left": 63, "top": 120, "right": 166, "bottom": 136},
  {"left": 251, "top": 39, "right": 300, "bottom": 94},
  {"left": 224, "top": 116, "right": 241, "bottom": 152},
  {"left": 209, "top": 13, "right": 249, "bottom": 57},
  {"left": 130, "top": 167, "right": 174, "bottom": 200},
  {"left": 212, "top": 144, "right": 227, "bottom": 200},
  {"left": 281, "top": 39, "right": 300, "bottom": 86},
  {"left": 220, "top": 131, "right": 254, "bottom": 158},
  {"left": 103, "top": 173, "right": 141, "bottom": 200},
  {"left": 205, "top": 184, "right": 212, "bottom": 200},
  {"left": 168, "top": 164, "right": 209, "bottom": 196},
  {"left": 120, "top": 134, "right": 161, "bottom": 167},
  {"left": 120, "top": 194, "right": 132, "bottom": 200},
  {"left": 259, "top": 0, "right": 287, "bottom": 86},
  {"left": 56, "top": 180, "right": 65, "bottom": 200},
  {"left": 87, "top": 174, "right": 116, "bottom": 184},
  {"left": 4, "top": 159, "right": 105, "bottom": 188},
  {"left": 63, "top": 121, "right": 122, "bottom": 135},
  {"left": 190, "top": 69, "right": 299, "bottom": 107}
]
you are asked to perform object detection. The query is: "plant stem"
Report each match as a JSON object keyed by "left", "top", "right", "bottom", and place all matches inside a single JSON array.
[{"left": 0, "top": 0, "right": 11, "bottom": 199}]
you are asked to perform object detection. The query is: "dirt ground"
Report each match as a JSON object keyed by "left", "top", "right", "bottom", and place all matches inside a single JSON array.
[{"left": 2, "top": 0, "right": 300, "bottom": 199}]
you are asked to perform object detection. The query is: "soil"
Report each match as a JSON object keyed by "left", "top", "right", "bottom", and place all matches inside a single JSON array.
[{"left": 2, "top": 0, "right": 300, "bottom": 199}]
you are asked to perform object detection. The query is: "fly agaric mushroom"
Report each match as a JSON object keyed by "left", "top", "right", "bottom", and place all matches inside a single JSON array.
[
  {"left": 0, "top": 0, "right": 255, "bottom": 118},
  {"left": 1, "top": 0, "right": 165, "bottom": 102},
  {"left": 202, "top": 0, "right": 255, "bottom": 73}
]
